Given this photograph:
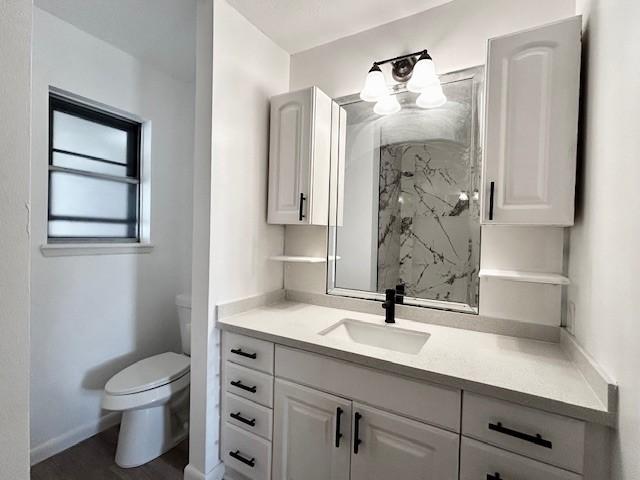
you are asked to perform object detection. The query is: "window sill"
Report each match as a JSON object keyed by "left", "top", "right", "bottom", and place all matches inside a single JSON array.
[{"left": 40, "top": 243, "right": 154, "bottom": 257}]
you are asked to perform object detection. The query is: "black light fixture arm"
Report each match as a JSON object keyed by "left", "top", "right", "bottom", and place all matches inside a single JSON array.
[{"left": 371, "top": 49, "right": 431, "bottom": 69}]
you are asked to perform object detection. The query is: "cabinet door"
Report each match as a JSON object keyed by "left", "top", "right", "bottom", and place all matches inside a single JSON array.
[
  {"left": 273, "top": 379, "right": 351, "bottom": 480},
  {"left": 268, "top": 88, "right": 313, "bottom": 224},
  {"left": 350, "top": 403, "right": 459, "bottom": 480},
  {"left": 482, "top": 16, "right": 581, "bottom": 225}
]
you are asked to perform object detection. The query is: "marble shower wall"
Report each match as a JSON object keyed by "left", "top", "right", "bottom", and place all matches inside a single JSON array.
[{"left": 377, "top": 80, "right": 480, "bottom": 307}]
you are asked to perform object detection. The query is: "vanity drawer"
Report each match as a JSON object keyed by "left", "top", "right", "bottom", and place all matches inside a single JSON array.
[
  {"left": 225, "top": 362, "right": 274, "bottom": 408},
  {"left": 223, "top": 331, "right": 274, "bottom": 374},
  {"left": 222, "top": 423, "right": 271, "bottom": 480},
  {"left": 224, "top": 391, "right": 273, "bottom": 440},
  {"left": 460, "top": 437, "right": 582, "bottom": 480},
  {"left": 275, "top": 345, "right": 461, "bottom": 432},
  {"left": 462, "top": 392, "right": 585, "bottom": 473}
]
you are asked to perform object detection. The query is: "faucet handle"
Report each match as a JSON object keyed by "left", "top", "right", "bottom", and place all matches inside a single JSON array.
[
  {"left": 383, "top": 288, "right": 396, "bottom": 309},
  {"left": 395, "top": 284, "right": 405, "bottom": 304}
]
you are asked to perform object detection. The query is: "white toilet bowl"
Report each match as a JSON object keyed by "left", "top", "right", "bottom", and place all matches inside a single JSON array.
[{"left": 102, "top": 294, "right": 192, "bottom": 468}]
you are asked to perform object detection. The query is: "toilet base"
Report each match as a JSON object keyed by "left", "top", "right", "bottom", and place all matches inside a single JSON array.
[{"left": 115, "top": 404, "right": 188, "bottom": 468}]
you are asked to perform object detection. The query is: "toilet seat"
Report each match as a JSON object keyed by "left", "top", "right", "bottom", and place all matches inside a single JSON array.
[
  {"left": 102, "top": 352, "right": 190, "bottom": 412},
  {"left": 106, "top": 352, "right": 190, "bottom": 396}
]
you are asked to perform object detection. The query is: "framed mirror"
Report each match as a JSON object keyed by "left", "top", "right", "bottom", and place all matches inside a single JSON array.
[{"left": 327, "top": 66, "right": 484, "bottom": 313}]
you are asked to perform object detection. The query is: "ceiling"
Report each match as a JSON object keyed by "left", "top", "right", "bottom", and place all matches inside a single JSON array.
[
  {"left": 35, "top": 0, "right": 197, "bottom": 82},
  {"left": 227, "top": 0, "right": 454, "bottom": 54}
]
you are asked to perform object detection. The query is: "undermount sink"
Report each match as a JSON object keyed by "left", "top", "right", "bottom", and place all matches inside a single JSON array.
[{"left": 318, "top": 318, "right": 430, "bottom": 355}]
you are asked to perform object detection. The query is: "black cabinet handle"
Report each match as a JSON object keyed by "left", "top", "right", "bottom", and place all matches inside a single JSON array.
[
  {"left": 230, "top": 348, "right": 257, "bottom": 359},
  {"left": 229, "top": 450, "right": 255, "bottom": 468},
  {"left": 298, "top": 193, "right": 306, "bottom": 221},
  {"left": 487, "top": 473, "right": 502, "bottom": 480},
  {"left": 353, "top": 412, "right": 362, "bottom": 454},
  {"left": 230, "top": 380, "right": 257, "bottom": 394},
  {"left": 488, "top": 422, "right": 552, "bottom": 449},
  {"left": 489, "top": 181, "right": 495, "bottom": 220},
  {"left": 335, "top": 407, "right": 343, "bottom": 448},
  {"left": 230, "top": 411, "right": 256, "bottom": 427}
]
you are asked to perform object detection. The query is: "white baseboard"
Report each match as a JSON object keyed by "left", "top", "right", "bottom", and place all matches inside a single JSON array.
[
  {"left": 184, "top": 462, "right": 225, "bottom": 480},
  {"left": 30, "top": 411, "right": 121, "bottom": 466}
]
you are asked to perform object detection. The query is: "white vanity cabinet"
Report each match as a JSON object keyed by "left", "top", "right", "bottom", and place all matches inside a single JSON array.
[
  {"left": 267, "top": 86, "right": 333, "bottom": 225},
  {"left": 481, "top": 16, "right": 582, "bottom": 225},
  {"left": 272, "top": 379, "right": 458, "bottom": 480},
  {"left": 220, "top": 331, "right": 609, "bottom": 480}
]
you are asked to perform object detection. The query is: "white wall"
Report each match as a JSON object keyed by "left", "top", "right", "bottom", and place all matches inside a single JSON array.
[
  {"left": 568, "top": 1, "right": 640, "bottom": 478},
  {"left": 186, "top": 1, "right": 290, "bottom": 478},
  {"left": 210, "top": 0, "right": 289, "bottom": 305},
  {"left": 0, "top": 1, "right": 32, "bottom": 478},
  {"left": 30, "top": 8, "right": 195, "bottom": 462},
  {"left": 186, "top": 1, "right": 216, "bottom": 478},
  {"left": 290, "top": 0, "right": 576, "bottom": 98},
  {"left": 286, "top": 0, "right": 576, "bottom": 325}
]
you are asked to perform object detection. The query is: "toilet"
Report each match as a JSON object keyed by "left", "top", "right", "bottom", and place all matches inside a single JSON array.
[{"left": 102, "top": 294, "right": 192, "bottom": 468}]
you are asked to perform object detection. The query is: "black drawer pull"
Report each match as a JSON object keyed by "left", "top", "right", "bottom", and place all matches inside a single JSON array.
[
  {"left": 230, "top": 380, "right": 257, "bottom": 394},
  {"left": 487, "top": 473, "right": 502, "bottom": 480},
  {"left": 299, "top": 193, "right": 306, "bottom": 221},
  {"left": 488, "top": 181, "right": 495, "bottom": 220},
  {"left": 335, "top": 407, "right": 343, "bottom": 448},
  {"left": 230, "top": 411, "right": 256, "bottom": 427},
  {"left": 229, "top": 450, "right": 255, "bottom": 467},
  {"left": 353, "top": 412, "right": 362, "bottom": 454},
  {"left": 230, "top": 348, "right": 257, "bottom": 359},
  {"left": 488, "top": 422, "right": 552, "bottom": 449}
]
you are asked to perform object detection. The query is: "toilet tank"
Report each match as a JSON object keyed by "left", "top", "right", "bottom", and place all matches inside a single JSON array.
[{"left": 175, "top": 294, "right": 192, "bottom": 356}]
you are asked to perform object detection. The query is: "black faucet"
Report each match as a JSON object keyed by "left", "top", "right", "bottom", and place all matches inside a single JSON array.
[
  {"left": 382, "top": 285, "right": 405, "bottom": 323},
  {"left": 381, "top": 288, "right": 398, "bottom": 323}
]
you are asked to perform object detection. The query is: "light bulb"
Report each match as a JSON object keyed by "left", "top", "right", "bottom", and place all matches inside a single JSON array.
[
  {"left": 374, "top": 93, "right": 401, "bottom": 115},
  {"left": 360, "top": 64, "right": 388, "bottom": 102},
  {"left": 416, "top": 83, "right": 447, "bottom": 109}
]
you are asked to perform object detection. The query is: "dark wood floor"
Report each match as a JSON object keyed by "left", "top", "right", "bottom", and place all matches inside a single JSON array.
[{"left": 31, "top": 426, "right": 189, "bottom": 480}]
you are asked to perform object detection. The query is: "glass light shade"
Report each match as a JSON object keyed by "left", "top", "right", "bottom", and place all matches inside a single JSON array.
[
  {"left": 373, "top": 93, "right": 401, "bottom": 115},
  {"left": 360, "top": 69, "right": 388, "bottom": 102},
  {"left": 416, "top": 83, "right": 447, "bottom": 109},
  {"left": 407, "top": 58, "right": 438, "bottom": 93}
]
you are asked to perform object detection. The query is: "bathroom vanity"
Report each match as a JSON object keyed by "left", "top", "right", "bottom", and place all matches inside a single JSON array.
[
  {"left": 218, "top": 300, "right": 614, "bottom": 480},
  {"left": 221, "top": 13, "right": 608, "bottom": 480}
]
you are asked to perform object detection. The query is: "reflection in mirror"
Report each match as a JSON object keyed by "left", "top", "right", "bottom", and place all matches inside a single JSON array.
[{"left": 328, "top": 67, "right": 483, "bottom": 313}]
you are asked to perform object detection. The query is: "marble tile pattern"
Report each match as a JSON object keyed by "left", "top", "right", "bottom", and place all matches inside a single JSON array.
[{"left": 377, "top": 79, "right": 480, "bottom": 307}]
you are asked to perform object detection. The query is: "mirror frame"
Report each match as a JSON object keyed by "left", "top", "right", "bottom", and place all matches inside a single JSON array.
[{"left": 326, "top": 65, "right": 485, "bottom": 314}]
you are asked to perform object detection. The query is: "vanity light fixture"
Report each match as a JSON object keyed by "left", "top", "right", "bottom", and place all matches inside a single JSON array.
[{"left": 360, "top": 49, "right": 446, "bottom": 115}]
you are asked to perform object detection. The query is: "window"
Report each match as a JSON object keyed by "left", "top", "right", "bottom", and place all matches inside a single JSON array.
[{"left": 48, "top": 94, "right": 142, "bottom": 242}]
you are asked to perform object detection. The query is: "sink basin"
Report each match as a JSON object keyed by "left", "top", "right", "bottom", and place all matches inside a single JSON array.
[{"left": 318, "top": 318, "right": 430, "bottom": 355}]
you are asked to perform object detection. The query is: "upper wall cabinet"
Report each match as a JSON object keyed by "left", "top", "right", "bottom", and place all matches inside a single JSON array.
[
  {"left": 481, "top": 16, "right": 582, "bottom": 226},
  {"left": 268, "top": 86, "right": 338, "bottom": 225}
]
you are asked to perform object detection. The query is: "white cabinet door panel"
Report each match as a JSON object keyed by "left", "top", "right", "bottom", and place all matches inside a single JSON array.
[
  {"left": 482, "top": 16, "right": 581, "bottom": 225},
  {"left": 350, "top": 403, "right": 459, "bottom": 480},
  {"left": 273, "top": 379, "right": 351, "bottom": 480},
  {"left": 268, "top": 88, "right": 313, "bottom": 224}
]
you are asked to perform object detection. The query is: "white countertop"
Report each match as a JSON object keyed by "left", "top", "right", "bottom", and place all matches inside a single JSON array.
[{"left": 217, "top": 300, "right": 614, "bottom": 425}]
